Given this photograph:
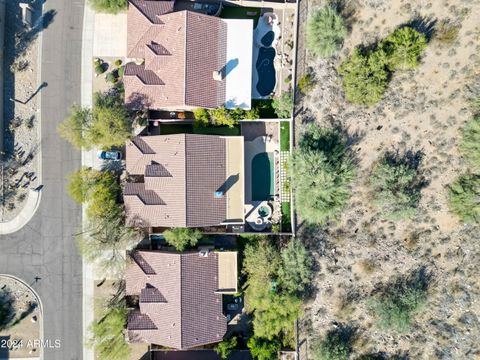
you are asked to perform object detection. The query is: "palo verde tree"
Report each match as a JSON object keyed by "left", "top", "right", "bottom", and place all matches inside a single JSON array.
[
  {"left": 58, "top": 89, "right": 131, "bottom": 150},
  {"left": 278, "top": 240, "right": 313, "bottom": 296},
  {"left": 291, "top": 125, "right": 355, "bottom": 225},
  {"left": 306, "top": 6, "right": 347, "bottom": 57},
  {"left": 248, "top": 336, "right": 281, "bottom": 360},
  {"left": 88, "top": 303, "right": 130, "bottom": 360}
]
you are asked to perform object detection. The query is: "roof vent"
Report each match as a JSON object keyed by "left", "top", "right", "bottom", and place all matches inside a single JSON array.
[
  {"left": 214, "top": 191, "right": 223, "bottom": 198},
  {"left": 199, "top": 249, "right": 209, "bottom": 258},
  {"left": 213, "top": 70, "right": 222, "bottom": 81}
]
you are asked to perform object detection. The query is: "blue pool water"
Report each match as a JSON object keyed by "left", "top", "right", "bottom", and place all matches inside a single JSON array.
[
  {"left": 261, "top": 31, "right": 275, "bottom": 47},
  {"left": 255, "top": 47, "right": 276, "bottom": 97}
]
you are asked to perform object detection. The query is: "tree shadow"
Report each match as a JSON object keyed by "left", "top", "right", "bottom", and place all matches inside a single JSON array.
[
  {"left": 404, "top": 15, "right": 437, "bottom": 42},
  {"left": 0, "top": 288, "right": 16, "bottom": 331}
]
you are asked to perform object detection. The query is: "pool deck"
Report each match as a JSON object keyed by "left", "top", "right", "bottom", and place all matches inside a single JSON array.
[
  {"left": 244, "top": 136, "right": 277, "bottom": 203},
  {"left": 224, "top": 137, "right": 245, "bottom": 224}
]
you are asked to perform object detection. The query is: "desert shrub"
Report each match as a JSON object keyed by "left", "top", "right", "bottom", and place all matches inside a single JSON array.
[
  {"left": 278, "top": 241, "right": 313, "bottom": 295},
  {"left": 434, "top": 19, "right": 460, "bottom": 46},
  {"left": 311, "top": 326, "right": 354, "bottom": 360},
  {"left": 106, "top": 72, "right": 117, "bottom": 84},
  {"left": 209, "top": 106, "right": 236, "bottom": 127},
  {"left": 292, "top": 125, "right": 355, "bottom": 224},
  {"left": 306, "top": 7, "right": 347, "bottom": 57},
  {"left": 381, "top": 27, "right": 427, "bottom": 70},
  {"left": 338, "top": 49, "right": 389, "bottom": 106},
  {"left": 339, "top": 27, "right": 426, "bottom": 105},
  {"left": 460, "top": 115, "right": 480, "bottom": 172},
  {"left": 88, "top": 0, "right": 127, "bottom": 14},
  {"left": 163, "top": 228, "right": 202, "bottom": 251},
  {"left": 370, "top": 272, "right": 428, "bottom": 332},
  {"left": 193, "top": 108, "right": 210, "bottom": 127},
  {"left": 248, "top": 337, "right": 281, "bottom": 360},
  {"left": 88, "top": 304, "right": 130, "bottom": 360},
  {"left": 298, "top": 73, "right": 316, "bottom": 95},
  {"left": 118, "top": 66, "right": 125, "bottom": 78},
  {"left": 114, "top": 59, "right": 122, "bottom": 67},
  {"left": 272, "top": 91, "right": 294, "bottom": 118},
  {"left": 95, "top": 64, "right": 106, "bottom": 75},
  {"left": 370, "top": 151, "right": 424, "bottom": 220},
  {"left": 448, "top": 174, "right": 480, "bottom": 224},
  {"left": 215, "top": 336, "right": 237, "bottom": 359}
]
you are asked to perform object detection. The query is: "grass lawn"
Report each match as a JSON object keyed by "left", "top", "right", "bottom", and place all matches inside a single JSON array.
[
  {"left": 220, "top": 6, "right": 261, "bottom": 28},
  {"left": 252, "top": 99, "right": 276, "bottom": 119},
  {"left": 160, "top": 123, "right": 240, "bottom": 136},
  {"left": 280, "top": 121, "right": 290, "bottom": 151},
  {"left": 281, "top": 202, "right": 291, "bottom": 232}
]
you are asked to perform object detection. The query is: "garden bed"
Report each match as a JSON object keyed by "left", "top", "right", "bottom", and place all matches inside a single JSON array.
[{"left": 159, "top": 123, "right": 241, "bottom": 136}]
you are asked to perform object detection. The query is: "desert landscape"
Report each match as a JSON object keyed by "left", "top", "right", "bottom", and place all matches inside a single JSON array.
[{"left": 296, "top": 0, "right": 480, "bottom": 359}]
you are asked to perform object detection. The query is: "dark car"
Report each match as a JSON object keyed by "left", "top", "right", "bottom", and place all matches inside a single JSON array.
[{"left": 97, "top": 150, "right": 122, "bottom": 161}]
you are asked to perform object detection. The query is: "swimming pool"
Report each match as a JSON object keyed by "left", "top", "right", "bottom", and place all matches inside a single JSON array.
[
  {"left": 251, "top": 152, "right": 274, "bottom": 201},
  {"left": 256, "top": 47, "right": 276, "bottom": 97}
]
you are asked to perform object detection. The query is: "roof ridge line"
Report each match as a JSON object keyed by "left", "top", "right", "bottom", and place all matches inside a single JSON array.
[
  {"left": 183, "top": 11, "right": 188, "bottom": 107},
  {"left": 183, "top": 133, "right": 188, "bottom": 227}
]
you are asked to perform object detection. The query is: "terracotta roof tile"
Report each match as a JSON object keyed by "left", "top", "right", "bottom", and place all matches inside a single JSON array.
[
  {"left": 126, "top": 251, "right": 228, "bottom": 349},
  {"left": 125, "top": 2, "right": 227, "bottom": 110},
  {"left": 124, "top": 134, "right": 228, "bottom": 227}
]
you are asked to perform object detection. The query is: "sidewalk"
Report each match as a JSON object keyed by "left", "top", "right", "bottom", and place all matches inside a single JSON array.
[{"left": 81, "top": 4, "right": 95, "bottom": 360}]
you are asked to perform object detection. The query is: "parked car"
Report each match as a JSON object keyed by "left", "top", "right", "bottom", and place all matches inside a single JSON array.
[{"left": 97, "top": 150, "right": 122, "bottom": 161}]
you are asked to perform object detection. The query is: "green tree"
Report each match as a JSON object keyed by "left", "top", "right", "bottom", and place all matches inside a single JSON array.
[
  {"left": 215, "top": 336, "right": 237, "bottom": 359},
  {"left": 57, "top": 105, "right": 92, "bottom": 150},
  {"left": 88, "top": 304, "right": 130, "bottom": 360},
  {"left": 370, "top": 153, "right": 423, "bottom": 220},
  {"left": 243, "top": 239, "right": 301, "bottom": 341},
  {"left": 278, "top": 241, "right": 313, "bottom": 295},
  {"left": 306, "top": 7, "right": 347, "bottom": 57},
  {"left": 338, "top": 48, "right": 389, "bottom": 106},
  {"left": 448, "top": 174, "right": 480, "bottom": 224},
  {"left": 194, "top": 108, "right": 210, "bottom": 127},
  {"left": 208, "top": 106, "right": 237, "bottom": 127},
  {"left": 272, "top": 91, "right": 293, "bottom": 118},
  {"left": 292, "top": 126, "right": 355, "bottom": 224},
  {"left": 460, "top": 115, "right": 480, "bottom": 172},
  {"left": 88, "top": 0, "right": 127, "bottom": 14},
  {"left": 311, "top": 327, "right": 353, "bottom": 360},
  {"left": 381, "top": 27, "right": 427, "bottom": 70},
  {"left": 79, "top": 210, "right": 142, "bottom": 277},
  {"left": 163, "top": 228, "right": 202, "bottom": 251},
  {"left": 88, "top": 92, "right": 132, "bottom": 149},
  {"left": 58, "top": 90, "right": 131, "bottom": 150},
  {"left": 247, "top": 337, "right": 281, "bottom": 360},
  {"left": 67, "top": 167, "right": 102, "bottom": 203}
]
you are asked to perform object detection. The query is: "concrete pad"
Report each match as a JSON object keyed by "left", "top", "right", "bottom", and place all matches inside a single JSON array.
[
  {"left": 93, "top": 13, "right": 127, "bottom": 58},
  {"left": 224, "top": 136, "right": 245, "bottom": 223},
  {"left": 224, "top": 19, "right": 253, "bottom": 110},
  {"left": 216, "top": 251, "right": 238, "bottom": 293}
]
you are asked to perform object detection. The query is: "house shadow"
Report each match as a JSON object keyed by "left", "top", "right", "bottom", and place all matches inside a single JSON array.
[
  {"left": 220, "top": 58, "right": 239, "bottom": 79},
  {"left": 216, "top": 174, "right": 239, "bottom": 194}
]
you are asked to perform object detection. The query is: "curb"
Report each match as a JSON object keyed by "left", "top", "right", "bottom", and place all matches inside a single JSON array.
[
  {"left": 0, "top": 274, "right": 44, "bottom": 360},
  {"left": 0, "top": 189, "right": 41, "bottom": 235}
]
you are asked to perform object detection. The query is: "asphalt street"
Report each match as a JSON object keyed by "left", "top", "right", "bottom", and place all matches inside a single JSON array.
[{"left": 0, "top": 0, "right": 85, "bottom": 359}]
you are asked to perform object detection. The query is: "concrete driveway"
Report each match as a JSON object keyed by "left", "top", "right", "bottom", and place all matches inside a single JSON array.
[{"left": 93, "top": 13, "right": 127, "bottom": 58}]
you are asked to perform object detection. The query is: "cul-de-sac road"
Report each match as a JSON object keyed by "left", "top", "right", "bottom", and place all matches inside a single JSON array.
[{"left": 0, "top": 0, "right": 85, "bottom": 359}]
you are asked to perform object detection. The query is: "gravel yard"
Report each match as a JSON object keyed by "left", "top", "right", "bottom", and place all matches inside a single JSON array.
[
  {"left": 1, "top": 1, "right": 42, "bottom": 222},
  {"left": 0, "top": 276, "right": 41, "bottom": 358}
]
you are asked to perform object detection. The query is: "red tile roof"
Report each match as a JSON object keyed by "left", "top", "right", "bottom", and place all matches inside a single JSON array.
[
  {"left": 124, "top": 134, "right": 228, "bottom": 228},
  {"left": 126, "top": 251, "right": 227, "bottom": 349},
  {"left": 125, "top": 1, "right": 227, "bottom": 110}
]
